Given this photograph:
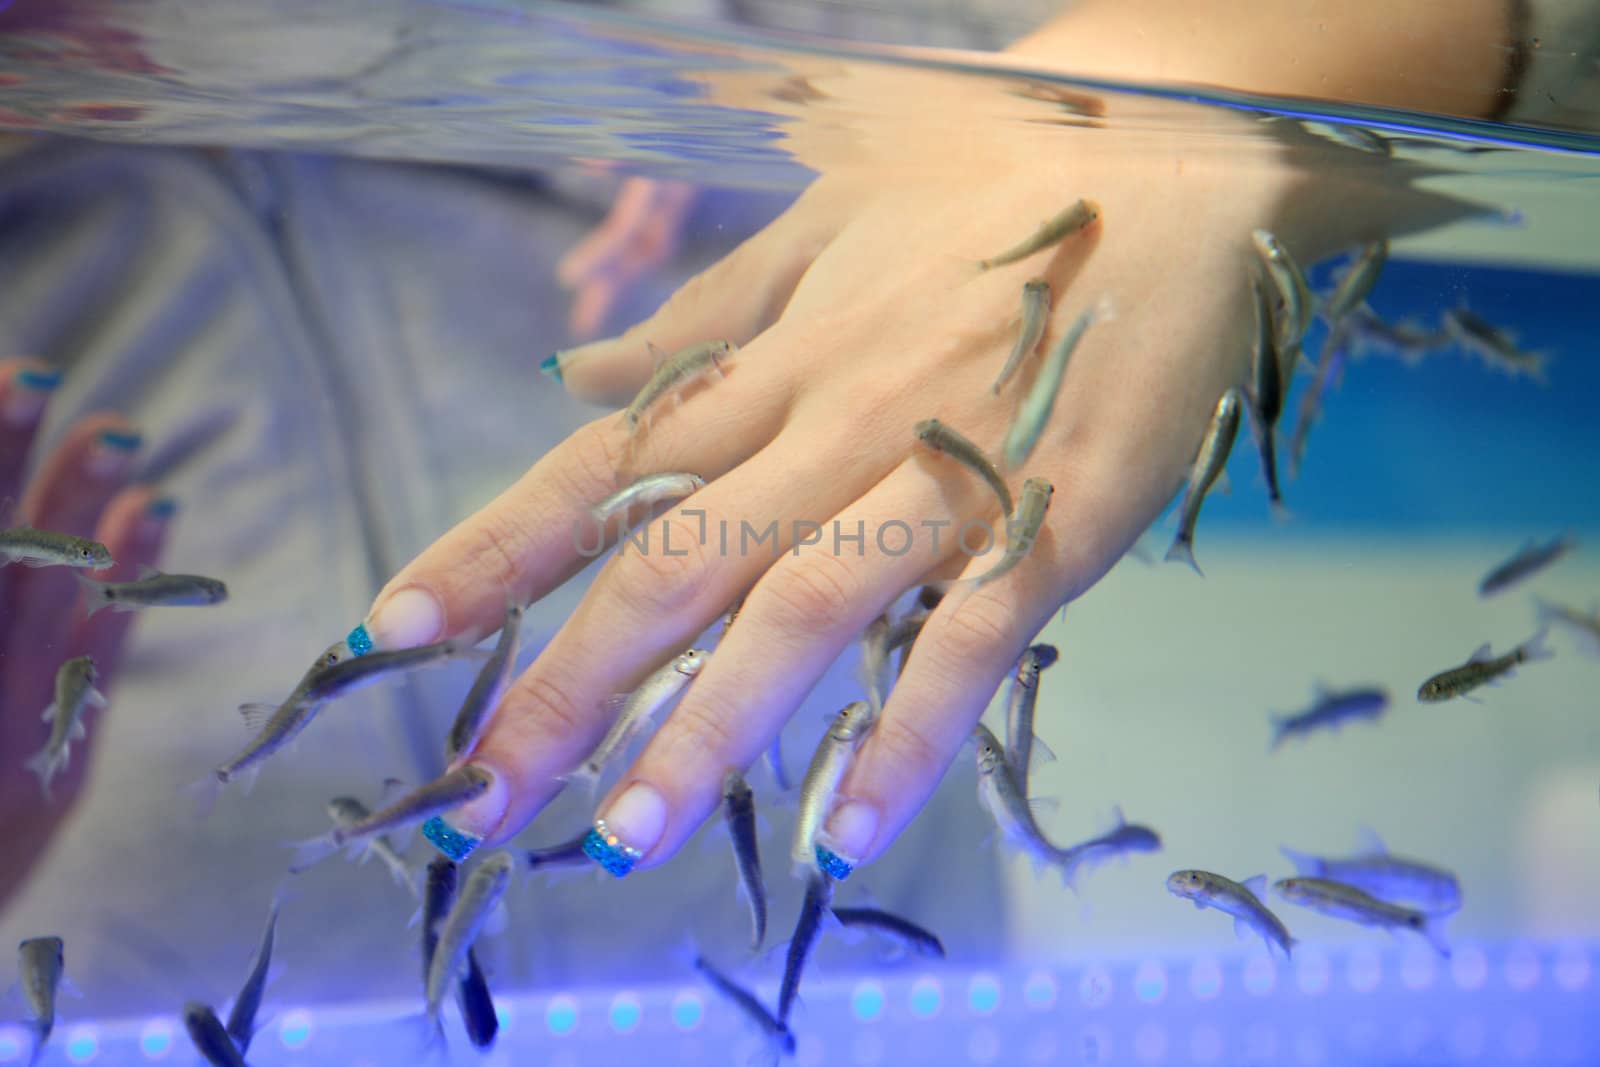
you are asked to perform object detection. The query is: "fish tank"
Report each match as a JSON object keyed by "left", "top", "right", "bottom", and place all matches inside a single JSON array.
[{"left": 0, "top": 0, "right": 1596, "bottom": 1064}]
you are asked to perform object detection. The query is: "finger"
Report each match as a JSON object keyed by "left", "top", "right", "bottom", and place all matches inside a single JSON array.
[
  {"left": 556, "top": 177, "right": 668, "bottom": 289},
  {"left": 357, "top": 324, "right": 800, "bottom": 659},
  {"left": 566, "top": 185, "right": 701, "bottom": 341},
  {"left": 75, "top": 486, "right": 175, "bottom": 681},
  {"left": 543, "top": 184, "right": 848, "bottom": 405},
  {"left": 0, "top": 358, "right": 62, "bottom": 513}
]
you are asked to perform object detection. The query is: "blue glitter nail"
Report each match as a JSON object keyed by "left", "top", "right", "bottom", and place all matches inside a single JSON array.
[
  {"left": 345, "top": 623, "right": 373, "bottom": 658},
  {"left": 96, "top": 429, "right": 143, "bottom": 453},
  {"left": 145, "top": 497, "right": 178, "bottom": 519},
  {"left": 16, "top": 368, "right": 62, "bottom": 392},
  {"left": 538, "top": 353, "right": 564, "bottom": 384},
  {"left": 816, "top": 846, "right": 853, "bottom": 881},
  {"left": 422, "top": 816, "right": 480, "bottom": 861},
  {"left": 582, "top": 820, "right": 641, "bottom": 879}
]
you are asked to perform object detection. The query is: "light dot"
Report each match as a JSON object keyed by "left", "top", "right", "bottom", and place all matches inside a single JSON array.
[
  {"left": 546, "top": 995, "right": 579, "bottom": 1035},
  {"left": 608, "top": 993, "right": 641, "bottom": 1034},
  {"left": 1243, "top": 953, "right": 1277, "bottom": 997},
  {"left": 1294, "top": 946, "right": 1330, "bottom": 996},
  {"left": 1452, "top": 945, "right": 1489, "bottom": 990},
  {"left": 968, "top": 1026, "right": 1001, "bottom": 1064},
  {"left": 65, "top": 1028, "right": 98, "bottom": 1064},
  {"left": 1346, "top": 945, "right": 1382, "bottom": 993},
  {"left": 1190, "top": 1024, "right": 1223, "bottom": 1064},
  {"left": 1133, "top": 1023, "right": 1167, "bottom": 1063},
  {"left": 138, "top": 1020, "right": 173, "bottom": 1059},
  {"left": 1450, "top": 1018, "right": 1486, "bottom": 1061},
  {"left": 278, "top": 1011, "right": 312, "bottom": 1051},
  {"left": 670, "top": 991, "right": 702, "bottom": 1031},
  {"left": 1400, "top": 945, "right": 1437, "bottom": 991},
  {"left": 851, "top": 981, "right": 885, "bottom": 1023},
  {"left": 0, "top": 1027, "right": 20, "bottom": 1063},
  {"left": 1552, "top": 943, "right": 1591, "bottom": 991},
  {"left": 1188, "top": 957, "right": 1222, "bottom": 1001},
  {"left": 968, "top": 974, "right": 1001, "bottom": 1016},
  {"left": 1244, "top": 1023, "right": 1277, "bottom": 1062},
  {"left": 1294, "top": 1029, "right": 1326, "bottom": 1066},
  {"left": 1504, "top": 1016, "right": 1539, "bottom": 1060},
  {"left": 853, "top": 1030, "right": 885, "bottom": 1065},
  {"left": 1078, "top": 965, "right": 1112, "bottom": 1009},
  {"left": 1023, "top": 971, "right": 1057, "bottom": 1010},
  {"left": 910, "top": 976, "right": 943, "bottom": 1018},
  {"left": 1504, "top": 943, "right": 1540, "bottom": 991},
  {"left": 1025, "top": 1031, "right": 1058, "bottom": 1064},
  {"left": 495, "top": 1001, "right": 514, "bottom": 1031},
  {"left": 1133, "top": 961, "right": 1167, "bottom": 1004}
]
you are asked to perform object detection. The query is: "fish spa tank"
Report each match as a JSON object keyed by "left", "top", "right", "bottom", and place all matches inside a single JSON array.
[{"left": 0, "top": 1, "right": 1596, "bottom": 1064}]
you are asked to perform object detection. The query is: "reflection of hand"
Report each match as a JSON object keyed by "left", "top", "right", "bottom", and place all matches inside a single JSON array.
[
  {"left": 0, "top": 358, "right": 168, "bottom": 907},
  {"left": 557, "top": 177, "right": 699, "bottom": 342},
  {"left": 358, "top": 75, "right": 1473, "bottom": 879}
]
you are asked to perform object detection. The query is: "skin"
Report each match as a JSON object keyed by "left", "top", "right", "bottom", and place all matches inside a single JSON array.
[
  {"left": 355, "top": 1, "right": 1511, "bottom": 875},
  {"left": 0, "top": 357, "right": 169, "bottom": 909}
]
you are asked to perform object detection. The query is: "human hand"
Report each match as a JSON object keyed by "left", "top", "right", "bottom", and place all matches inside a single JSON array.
[{"left": 0, "top": 357, "right": 170, "bottom": 906}]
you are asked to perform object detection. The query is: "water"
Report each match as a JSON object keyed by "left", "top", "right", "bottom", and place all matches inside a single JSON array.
[{"left": 0, "top": 1, "right": 1597, "bottom": 1064}]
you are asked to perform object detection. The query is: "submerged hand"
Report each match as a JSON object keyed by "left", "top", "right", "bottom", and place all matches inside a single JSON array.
[{"left": 0, "top": 357, "right": 169, "bottom": 906}]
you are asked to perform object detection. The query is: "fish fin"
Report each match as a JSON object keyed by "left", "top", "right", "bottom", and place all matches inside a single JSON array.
[
  {"left": 379, "top": 777, "right": 411, "bottom": 806},
  {"left": 1231, "top": 917, "right": 1254, "bottom": 942},
  {"left": 39, "top": 701, "right": 57, "bottom": 722},
  {"left": 1030, "top": 735, "right": 1057, "bottom": 766},
  {"left": 1027, "top": 796, "right": 1060, "bottom": 816},
  {"left": 136, "top": 563, "right": 159, "bottom": 580},
  {"left": 235, "top": 764, "right": 262, "bottom": 797},
  {"left": 1520, "top": 626, "right": 1554, "bottom": 663},
  {"left": 74, "top": 573, "right": 109, "bottom": 615},
  {"left": 1214, "top": 470, "right": 1232, "bottom": 496},
  {"left": 1354, "top": 825, "right": 1388, "bottom": 856},
  {"left": 1192, "top": 899, "right": 1206, "bottom": 911},
  {"left": 1104, "top": 805, "right": 1127, "bottom": 831},
  {"left": 1467, "top": 642, "right": 1493, "bottom": 664},
  {"left": 1277, "top": 845, "right": 1323, "bottom": 877},
  {"left": 86, "top": 687, "right": 108, "bottom": 711},
  {"left": 1163, "top": 538, "right": 1203, "bottom": 577},
  {"left": 554, "top": 764, "right": 601, "bottom": 801},
  {"left": 180, "top": 773, "right": 224, "bottom": 820},
  {"left": 482, "top": 899, "right": 510, "bottom": 938},
  {"left": 1267, "top": 715, "right": 1292, "bottom": 753},
  {"left": 24, "top": 746, "right": 59, "bottom": 800},
  {"left": 57, "top": 975, "right": 84, "bottom": 1000},
  {"left": 287, "top": 835, "right": 340, "bottom": 874},
  {"left": 398, "top": 1009, "right": 449, "bottom": 1065},
  {"left": 238, "top": 703, "right": 277, "bottom": 733},
  {"left": 1420, "top": 913, "right": 1453, "bottom": 958},
  {"left": 67, "top": 718, "right": 86, "bottom": 741},
  {"left": 1241, "top": 874, "right": 1268, "bottom": 898}
]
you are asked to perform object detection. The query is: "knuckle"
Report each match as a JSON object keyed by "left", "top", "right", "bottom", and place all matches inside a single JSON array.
[
  {"left": 506, "top": 670, "right": 589, "bottom": 751},
  {"left": 610, "top": 510, "right": 712, "bottom": 613},
  {"left": 657, "top": 697, "right": 743, "bottom": 768},
  {"left": 465, "top": 507, "right": 534, "bottom": 589},
  {"left": 761, "top": 549, "right": 861, "bottom": 633},
  {"left": 557, "top": 420, "right": 624, "bottom": 503},
  {"left": 930, "top": 590, "right": 1016, "bottom": 662},
  {"left": 867, "top": 714, "right": 947, "bottom": 785}
]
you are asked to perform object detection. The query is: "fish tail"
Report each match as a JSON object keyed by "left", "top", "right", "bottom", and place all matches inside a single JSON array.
[
  {"left": 400, "top": 1009, "right": 449, "bottom": 1064},
  {"left": 74, "top": 572, "right": 110, "bottom": 616},
  {"left": 24, "top": 745, "right": 60, "bottom": 801},
  {"left": 1163, "top": 537, "right": 1203, "bottom": 577},
  {"left": 1266, "top": 718, "right": 1289, "bottom": 753},
  {"left": 1420, "top": 913, "right": 1453, "bottom": 958},
  {"left": 286, "top": 835, "right": 340, "bottom": 874},
  {"left": 1519, "top": 626, "right": 1554, "bottom": 664},
  {"left": 180, "top": 772, "right": 225, "bottom": 821}
]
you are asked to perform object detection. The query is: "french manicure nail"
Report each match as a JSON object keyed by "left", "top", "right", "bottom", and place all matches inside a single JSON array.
[
  {"left": 817, "top": 800, "right": 878, "bottom": 879},
  {"left": 85, "top": 428, "right": 142, "bottom": 477},
  {"left": 2, "top": 368, "right": 59, "bottom": 425},
  {"left": 421, "top": 764, "right": 507, "bottom": 860},
  {"left": 145, "top": 496, "right": 178, "bottom": 519},
  {"left": 538, "top": 352, "right": 564, "bottom": 384},
  {"left": 364, "top": 586, "right": 443, "bottom": 651},
  {"left": 585, "top": 781, "right": 666, "bottom": 878}
]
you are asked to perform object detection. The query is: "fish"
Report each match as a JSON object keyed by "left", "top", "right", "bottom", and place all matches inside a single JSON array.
[
  {"left": 1346, "top": 305, "right": 1448, "bottom": 361},
  {"left": 792, "top": 701, "right": 877, "bottom": 873},
  {"left": 1164, "top": 388, "right": 1243, "bottom": 576},
  {"left": 978, "top": 198, "right": 1099, "bottom": 270},
  {"left": 1288, "top": 316, "right": 1355, "bottom": 480},
  {"left": 423, "top": 852, "right": 516, "bottom": 1034},
  {"left": 297, "top": 639, "right": 477, "bottom": 704},
  {"left": 1166, "top": 869, "right": 1295, "bottom": 959},
  {"left": 456, "top": 951, "right": 499, "bottom": 1050},
  {"left": 1251, "top": 229, "right": 1313, "bottom": 352},
  {"left": 419, "top": 858, "right": 458, "bottom": 988},
  {"left": 522, "top": 831, "right": 595, "bottom": 876},
  {"left": 1478, "top": 535, "right": 1576, "bottom": 598},
  {"left": 973, "top": 723, "right": 1082, "bottom": 887},
  {"left": 856, "top": 613, "right": 894, "bottom": 717},
  {"left": 1268, "top": 684, "right": 1389, "bottom": 751},
  {"left": 18, "top": 936, "right": 65, "bottom": 1067},
  {"left": 777, "top": 871, "right": 835, "bottom": 1025},
  {"left": 75, "top": 567, "right": 227, "bottom": 616},
  {"left": 1321, "top": 240, "right": 1389, "bottom": 327},
  {"left": 885, "top": 607, "right": 930, "bottom": 680},
  {"left": 0, "top": 527, "right": 112, "bottom": 570},
  {"left": 1243, "top": 277, "right": 1285, "bottom": 511},
  {"left": 1535, "top": 598, "right": 1600, "bottom": 656},
  {"left": 1443, "top": 307, "right": 1547, "bottom": 382},
  {"left": 1055, "top": 807, "right": 1162, "bottom": 885},
  {"left": 591, "top": 472, "right": 705, "bottom": 526},
  {"left": 26, "top": 656, "right": 106, "bottom": 799},
  {"left": 1417, "top": 629, "right": 1552, "bottom": 702},
  {"left": 914, "top": 419, "right": 1013, "bottom": 517},
  {"left": 446, "top": 602, "right": 525, "bottom": 761},
  {"left": 1273, "top": 877, "right": 1451, "bottom": 957},
  {"left": 1003, "top": 643, "right": 1059, "bottom": 795},
  {"left": 419, "top": 858, "right": 498, "bottom": 1051},
  {"left": 965, "top": 477, "right": 1053, "bottom": 589},
  {"left": 1001, "top": 299, "right": 1105, "bottom": 471},
  {"left": 291, "top": 766, "right": 493, "bottom": 872},
  {"left": 327, "top": 796, "right": 417, "bottom": 897},
  {"left": 566, "top": 648, "right": 709, "bottom": 793},
  {"left": 831, "top": 906, "right": 946, "bottom": 959},
  {"left": 723, "top": 770, "right": 767, "bottom": 951},
  {"left": 182, "top": 1002, "right": 247, "bottom": 1067},
  {"left": 224, "top": 897, "right": 281, "bottom": 1055},
  {"left": 693, "top": 953, "right": 795, "bottom": 1059},
  {"left": 1279, "top": 828, "right": 1461, "bottom": 915},
  {"left": 625, "top": 340, "right": 733, "bottom": 430},
  {"left": 991, "top": 278, "right": 1052, "bottom": 394}
]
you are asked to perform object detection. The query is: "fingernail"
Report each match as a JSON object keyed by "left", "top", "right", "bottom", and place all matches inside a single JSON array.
[
  {"left": 818, "top": 800, "right": 878, "bottom": 879},
  {"left": 538, "top": 352, "right": 564, "bottom": 384},
  {"left": 364, "top": 586, "right": 442, "bottom": 650},
  {"left": 585, "top": 781, "right": 666, "bottom": 878},
  {"left": 421, "top": 764, "right": 507, "bottom": 860},
  {"left": 145, "top": 496, "right": 178, "bottom": 519},
  {"left": 344, "top": 623, "right": 374, "bottom": 658},
  {"left": 86, "top": 428, "right": 142, "bottom": 477},
  {"left": 421, "top": 817, "right": 481, "bottom": 862},
  {"left": 3, "top": 369, "right": 59, "bottom": 425}
]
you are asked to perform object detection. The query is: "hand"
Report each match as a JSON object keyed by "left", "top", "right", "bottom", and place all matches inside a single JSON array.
[
  {"left": 0, "top": 357, "right": 169, "bottom": 907},
  {"left": 353, "top": 50, "right": 1475, "bottom": 879},
  {"left": 557, "top": 177, "right": 699, "bottom": 342}
]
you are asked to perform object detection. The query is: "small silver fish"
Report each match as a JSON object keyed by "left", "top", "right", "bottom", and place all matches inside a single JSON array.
[
  {"left": 1288, "top": 316, "right": 1356, "bottom": 480},
  {"left": 18, "top": 936, "right": 65, "bottom": 1066},
  {"left": 299, "top": 638, "right": 475, "bottom": 704},
  {"left": 1268, "top": 684, "right": 1389, "bottom": 751},
  {"left": 182, "top": 1002, "right": 246, "bottom": 1067},
  {"left": 568, "top": 648, "right": 708, "bottom": 792},
  {"left": 1165, "top": 389, "right": 1243, "bottom": 576},
  {"left": 1001, "top": 299, "right": 1104, "bottom": 471},
  {"left": 1478, "top": 535, "right": 1575, "bottom": 598},
  {"left": 424, "top": 851, "right": 516, "bottom": 1030},
  {"left": 291, "top": 766, "right": 493, "bottom": 872},
  {"left": 1274, "top": 876, "right": 1450, "bottom": 957},
  {"left": 1243, "top": 278, "right": 1285, "bottom": 511},
  {"left": 1056, "top": 806, "right": 1162, "bottom": 886},
  {"left": 1417, "top": 629, "right": 1552, "bottom": 702},
  {"left": 522, "top": 832, "right": 594, "bottom": 876},
  {"left": 75, "top": 567, "right": 227, "bottom": 617},
  {"left": 1166, "top": 869, "right": 1295, "bottom": 958},
  {"left": 978, "top": 198, "right": 1099, "bottom": 270},
  {"left": 420, "top": 858, "right": 458, "bottom": 987},
  {"left": 968, "top": 476, "right": 1053, "bottom": 588},
  {"left": 973, "top": 723, "right": 1081, "bottom": 886},
  {"left": 723, "top": 770, "right": 767, "bottom": 951},
  {"left": 626, "top": 340, "right": 733, "bottom": 430},
  {"left": 857, "top": 612, "right": 894, "bottom": 717},
  {"left": 591, "top": 472, "right": 705, "bottom": 526},
  {"left": 793, "top": 701, "right": 877, "bottom": 872},
  {"left": 1535, "top": 598, "right": 1600, "bottom": 657},
  {"left": 1251, "top": 229, "right": 1313, "bottom": 352},
  {"left": 1444, "top": 308, "right": 1547, "bottom": 382},
  {"left": 446, "top": 603, "right": 525, "bottom": 761},
  {"left": 991, "top": 278, "right": 1052, "bottom": 394},
  {"left": 1322, "top": 240, "right": 1389, "bottom": 327},
  {"left": 456, "top": 949, "right": 498, "bottom": 1050},
  {"left": 225, "top": 897, "right": 280, "bottom": 1055},
  {"left": 777, "top": 871, "right": 835, "bottom": 1025},
  {"left": 694, "top": 953, "right": 796, "bottom": 1058},
  {"left": 1004, "top": 643, "right": 1059, "bottom": 795},
  {"left": 831, "top": 906, "right": 946, "bottom": 959},
  {"left": 27, "top": 656, "right": 106, "bottom": 799},
  {"left": 1280, "top": 828, "right": 1461, "bottom": 915},
  {"left": 328, "top": 796, "right": 416, "bottom": 897},
  {"left": 915, "top": 418, "right": 1013, "bottom": 517},
  {"left": 1347, "top": 305, "right": 1448, "bottom": 361},
  {"left": 886, "top": 608, "right": 930, "bottom": 681},
  {"left": 0, "top": 527, "right": 112, "bottom": 570},
  {"left": 418, "top": 859, "right": 497, "bottom": 1051}
]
